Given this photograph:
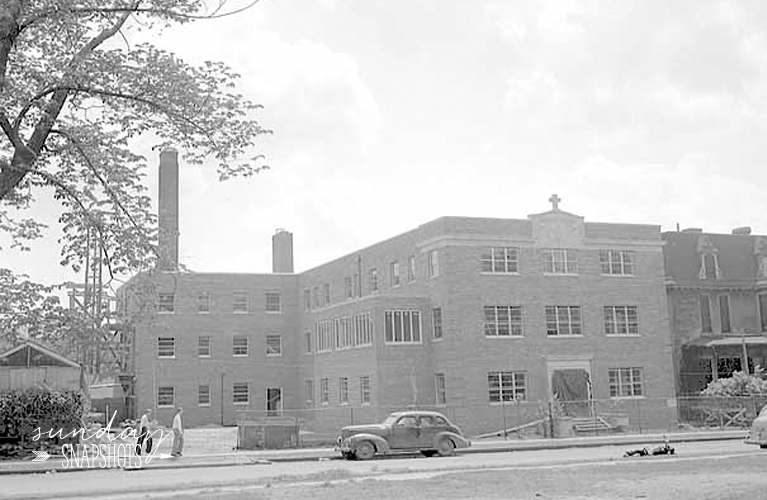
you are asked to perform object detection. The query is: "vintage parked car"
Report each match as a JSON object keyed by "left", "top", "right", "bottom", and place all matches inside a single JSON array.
[
  {"left": 335, "top": 410, "right": 471, "bottom": 460},
  {"left": 745, "top": 403, "right": 767, "bottom": 449}
]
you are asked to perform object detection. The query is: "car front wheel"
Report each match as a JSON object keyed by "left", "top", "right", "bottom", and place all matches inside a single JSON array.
[
  {"left": 420, "top": 450, "right": 437, "bottom": 457},
  {"left": 355, "top": 441, "right": 376, "bottom": 460},
  {"left": 437, "top": 438, "right": 455, "bottom": 457}
]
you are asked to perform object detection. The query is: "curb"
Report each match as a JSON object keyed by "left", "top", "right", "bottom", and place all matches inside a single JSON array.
[{"left": 0, "top": 432, "right": 748, "bottom": 476}]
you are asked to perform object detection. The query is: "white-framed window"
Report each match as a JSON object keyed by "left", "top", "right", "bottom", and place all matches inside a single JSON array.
[
  {"left": 384, "top": 310, "right": 422, "bottom": 344},
  {"left": 542, "top": 249, "right": 577, "bottom": 274},
  {"left": 304, "top": 289, "right": 311, "bottom": 310},
  {"left": 354, "top": 312, "right": 374, "bottom": 347},
  {"left": 233, "top": 383, "right": 249, "bottom": 404},
  {"left": 266, "top": 387, "right": 282, "bottom": 416},
  {"left": 313, "top": 286, "right": 320, "bottom": 308},
  {"left": 265, "top": 293, "right": 281, "bottom": 313},
  {"left": 157, "top": 337, "right": 175, "bottom": 358},
  {"left": 428, "top": 250, "right": 439, "bottom": 277},
  {"left": 323, "top": 283, "right": 331, "bottom": 304},
  {"left": 545, "top": 306, "right": 582, "bottom": 336},
  {"left": 197, "top": 292, "right": 210, "bottom": 313},
  {"left": 320, "top": 378, "right": 329, "bottom": 405},
  {"left": 484, "top": 306, "right": 523, "bottom": 337},
  {"left": 700, "top": 295, "right": 712, "bottom": 333},
  {"left": 604, "top": 306, "right": 639, "bottom": 335},
  {"left": 345, "top": 276, "right": 353, "bottom": 298},
  {"left": 305, "top": 379, "right": 314, "bottom": 404},
  {"left": 305, "top": 332, "right": 312, "bottom": 353},
  {"left": 198, "top": 336, "right": 212, "bottom": 357},
  {"left": 390, "top": 261, "right": 400, "bottom": 287},
  {"left": 719, "top": 295, "right": 731, "bottom": 334},
  {"left": 432, "top": 307, "right": 443, "bottom": 339},
  {"left": 157, "top": 387, "right": 175, "bottom": 408},
  {"left": 198, "top": 385, "right": 210, "bottom": 407},
  {"left": 599, "top": 250, "right": 634, "bottom": 276},
  {"left": 487, "top": 371, "right": 526, "bottom": 402},
  {"left": 360, "top": 376, "right": 371, "bottom": 404},
  {"left": 233, "top": 292, "right": 248, "bottom": 314},
  {"left": 339, "top": 377, "right": 349, "bottom": 404},
  {"left": 700, "top": 253, "right": 719, "bottom": 279},
  {"left": 608, "top": 367, "right": 644, "bottom": 398},
  {"left": 158, "top": 293, "right": 175, "bottom": 314},
  {"left": 482, "top": 247, "right": 518, "bottom": 273},
  {"left": 408, "top": 255, "right": 416, "bottom": 282},
  {"left": 316, "top": 320, "right": 333, "bottom": 352},
  {"left": 233, "top": 335, "right": 249, "bottom": 356},
  {"left": 370, "top": 268, "right": 378, "bottom": 292},
  {"left": 266, "top": 335, "right": 282, "bottom": 356},
  {"left": 435, "top": 373, "right": 446, "bottom": 405}
]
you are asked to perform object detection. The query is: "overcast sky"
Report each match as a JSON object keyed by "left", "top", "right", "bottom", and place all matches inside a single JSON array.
[{"left": 4, "top": 0, "right": 767, "bottom": 288}]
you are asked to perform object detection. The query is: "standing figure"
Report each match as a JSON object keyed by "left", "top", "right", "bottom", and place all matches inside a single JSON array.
[
  {"left": 171, "top": 407, "right": 184, "bottom": 457},
  {"left": 135, "top": 409, "right": 154, "bottom": 456}
]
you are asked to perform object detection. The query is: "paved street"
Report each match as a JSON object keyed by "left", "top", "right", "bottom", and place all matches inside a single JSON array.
[{"left": 2, "top": 440, "right": 764, "bottom": 500}]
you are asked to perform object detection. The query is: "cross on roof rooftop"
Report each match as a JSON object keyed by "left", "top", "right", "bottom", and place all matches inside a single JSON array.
[{"left": 549, "top": 194, "right": 561, "bottom": 211}]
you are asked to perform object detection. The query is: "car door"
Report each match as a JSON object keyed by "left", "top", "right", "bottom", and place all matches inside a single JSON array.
[
  {"left": 390, "top": 415, "right": 420, "bottom": 449},
  {"left": 418, "top": 415, "right": 442, "bottom": 448}
]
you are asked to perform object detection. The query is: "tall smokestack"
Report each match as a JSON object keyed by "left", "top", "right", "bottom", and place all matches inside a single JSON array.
[
  {"left": 272, "top": 229, "right": 294, "bottom": 273},
  {"left": 158, "top": 148, "right": 179, "bottom": 271}
]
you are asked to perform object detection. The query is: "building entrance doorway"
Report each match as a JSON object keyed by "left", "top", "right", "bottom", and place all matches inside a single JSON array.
[{"left": 547, "top": 359, "right": 592, "bottom": 418}]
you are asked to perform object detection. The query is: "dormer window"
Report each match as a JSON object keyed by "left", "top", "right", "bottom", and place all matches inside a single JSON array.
[{"left": 700, "top": 253, "right": 719, "bottom": 279}]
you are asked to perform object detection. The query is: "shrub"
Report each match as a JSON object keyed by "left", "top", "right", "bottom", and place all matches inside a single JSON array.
[
  {"left": 701, "top": 368, "right": 767, "bottom": 397},
  {"left": 0, "top": 388, "right": 84, "bottom": 445}
]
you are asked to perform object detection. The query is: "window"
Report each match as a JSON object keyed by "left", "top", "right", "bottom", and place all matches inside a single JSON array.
[
  {"left": 313, "top": 286, "right": 320, "bottom": 308},
  {"left": 719, "top": 295, "right": 731, "bottom": 333},
  {"left": 353, "top": 273, "right": 361, "bottom": 298},
  {"left": 339, "top": 377, "right": 349, "bottom": 404},
  {"left": 435, "top": 373, "right": 446, "bottom": 405},
  {"left": 198, "top": 385, "right": 210, "bottom": 406},
  {"left": 320, "top": 378, "right": 329, "bottom": 404},
  {"left": 345, "top": 276, "right": 353, "bottom": 298},
  {"left": 384, "top": 310, "right": 422, "bottom": 344},
  {"left": 233, "top": 383, "right": 249, "bottom": 404},
  {"left": 157, "top": 387, "right": 175, "bottom": 408},
  {"left": 197, "top": 292, "right": 210, "bottom": 313},
  {"left": 233, "top": 292, "right": 248, "bottom": 313},
  {"left": 157, "top": 337, "right": 175, "bottom": 358},
  {"left": 158, "top": 293, "right": 175, "bottom": 313},
  {"left": 760, "top": 294, "right": 767, "bottom": 332},
  {"left": 408, "top": 255, "right": 416, "bottom": 282},
  {"left": 335, "top": 317, "right": 354, "bottom": 350},
  {"left": 428, "top": 250, "right": 439, "bottom": 277},
  {"left": 265, "top": 293, "right": 281, "bottom": 312},
  {"left": 701, "top": 253, "right": 719, "bottom": 279},
  {"left": 198, "top": 336, "right": 212, "bottom": 357},
  {"left": 354, "top": 312, "right": 374, "bottom": 346},
  {"left": 360, "top": 376, "right": 371, "bottom": 404},
  {"left": 266, "top": 335, "right": 282, "bottom": 356},
  {"left": 545, "top": 306, "right": 582, "bottom": 336},
  {"left": 304, "top": 289, "right": 311, "bottom": 310},
  {"left": 305, "top": 332, "right": 312, "bottom": 353},
  {"left": 482, "top": 247, "right": 519, "bottom": 273},
  {"left": 390, "top": 261, "right": 400, "bottom": 286},
  {"left": 700, "top": 295, "right": 712, "bottom": 333},
  {"left": 233, "top": 336, "right": 249, "bottom": 356},
  {"left": 432, "top": 307, "right": 443, "bottom": 339},
  {"left": 542, "top": 249, "right": 577, "bottom": 274},
  {"left": 370, "top": 268, "right": 379, "bottom": 292},
  {"left": 266, "top": 387, "right": 282, "bottom": 416},
  {"left": 484, "top": 306, "right": 523, "bottom": 337},
  {"left": 323, "top": 283, "right": 331, "bottom": 305},
  {"left": 305, "top": 379, "right": 314, "bottom": 404},
  {"left": 608, "top": 367, "right": 644, "bottom": 398},
  {"left": 599, "top": 250, "right": 634, "bottom": 276},
  {"left": 487, "top": 371, "right": 526, "bottom": 402},
  {"left": 604, "top": 306, "right": 639, "bottom": 335},
  {"left": 316, "top": 320, "right": 333, "bottom": 352}
]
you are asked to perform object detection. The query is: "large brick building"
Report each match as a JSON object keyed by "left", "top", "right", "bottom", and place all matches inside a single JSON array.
[
  {"left": 121, "top": 151, "right": 679, "bottom": 435},
  {"left": 664, "top": 228, "right": 767, "bottom": 395}
]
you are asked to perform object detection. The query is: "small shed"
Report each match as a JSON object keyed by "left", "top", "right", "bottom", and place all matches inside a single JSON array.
[{"left": 0, "top": 341, "right": 83, "bottom": 391}]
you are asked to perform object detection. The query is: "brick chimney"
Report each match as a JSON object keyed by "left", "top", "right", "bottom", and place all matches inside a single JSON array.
[
  {"left": 158, "top": 148, "right": 179, "bottom": 271},
  {"left": 272, "top": 229, "right": 294, "bottom": 273},
  {"left": 732, "top": 226, "right": 752, "bottom": 236}
]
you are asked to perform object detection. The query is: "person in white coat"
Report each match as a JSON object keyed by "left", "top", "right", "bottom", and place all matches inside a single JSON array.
[{"left": 171, "top": 407, "right": 184, "bottom": 457}]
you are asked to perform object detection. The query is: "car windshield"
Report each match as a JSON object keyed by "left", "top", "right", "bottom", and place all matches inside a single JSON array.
[{"left": 382, "top": 414, "right": 399, "bottom": 426}]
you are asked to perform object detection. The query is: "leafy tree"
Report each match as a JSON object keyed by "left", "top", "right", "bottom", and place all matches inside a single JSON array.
[
  {"left": 701, "top": 369, "right": 767, "bottom": 397},
  {"left": 1, "top": 0, "right": 270, "bottom": 276}
]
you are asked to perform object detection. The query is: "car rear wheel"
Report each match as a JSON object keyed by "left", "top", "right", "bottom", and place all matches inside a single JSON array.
[
  {"left": 355, "top": 441, "right": 376, "bottom": 460},
  {"left": 420, "top": 450, "right": 437, "bottom": 457},
  {"left": 437, "top": 438, "right": 455, "bottom": 457},
  {"left": 760, "top": 444, "right": 767, "bottom": 449}
]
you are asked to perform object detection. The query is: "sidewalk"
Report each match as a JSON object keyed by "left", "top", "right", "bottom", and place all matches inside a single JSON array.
[{"left": 0, "top": 429, "right": 748, "bottom": 476}]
